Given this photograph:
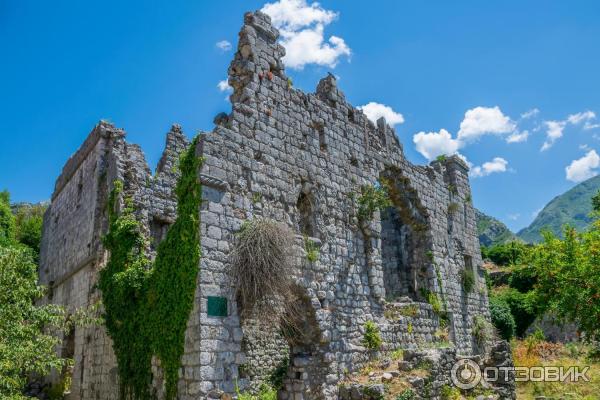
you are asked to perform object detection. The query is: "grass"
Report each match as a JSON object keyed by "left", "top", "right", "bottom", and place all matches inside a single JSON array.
[{"left": 513, "top": 339, "right": 600, "bottom": 400}]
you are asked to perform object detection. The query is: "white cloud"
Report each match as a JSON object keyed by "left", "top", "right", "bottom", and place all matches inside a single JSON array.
[
  {"left": 413, "top": 129, "right": 461, "bottom": 161},
  {"left": 357, "top": 102, "right": 404, "bottom": 126},
  {"left": 470, "top": 157, "right": 509, "bottom": 178},
  {"left": 217, "top": 79, "right": 232, "bottom": 92},
  {"left": 567, "top": 110, "right": 595, "bottom": 125},
  {"left": 457, "top": 106, "right": 516, "bottom": 142},
  {"left": 521, "top": 108, "right": 540, "bottom": 119},
  {"left": 262, "top": 0, "right": 351, "bottom": 70},
  {"left": 541, "top": 120, "right": 566, "bottom": 151},
  {"left": 542, "top": 110, "right": 598, "bottom": 150},
  {"left": 565, "top": 149, "right": 600, "bottom": 182},
  {"left": 216, "top": 40, "right": 232, "bottom": 51},
  {"left": 506, "top": 130, "right": 529, "bottom": 143}
]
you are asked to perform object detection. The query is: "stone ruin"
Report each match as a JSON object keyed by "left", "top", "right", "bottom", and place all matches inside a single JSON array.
[{"left": 38, "top": 10, "right": 515, "bottom": 400}]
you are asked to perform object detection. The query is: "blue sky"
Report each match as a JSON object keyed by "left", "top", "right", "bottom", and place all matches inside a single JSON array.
[{"left": 1, "top": 0, "right": 600, "bottom": 232}]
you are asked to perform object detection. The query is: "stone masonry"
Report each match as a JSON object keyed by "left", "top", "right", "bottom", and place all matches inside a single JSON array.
[{"left": 39, "top": 10, "right": 515, "bottom": 400}]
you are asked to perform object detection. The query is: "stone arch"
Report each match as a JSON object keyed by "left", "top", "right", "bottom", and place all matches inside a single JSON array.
[
  {"left": 295, "top": 182, "right": 319, "bottom": 238},
  {"left": 277, "top": 286, "right": 329, "bottom": 400},
  {"left": 379, "top": 167, "right": 433, "bottom": 301}
]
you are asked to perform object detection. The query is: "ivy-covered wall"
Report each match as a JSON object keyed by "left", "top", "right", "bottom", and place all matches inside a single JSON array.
[{"left": 99, "top": 136, "right": 202, "bottom": 400}]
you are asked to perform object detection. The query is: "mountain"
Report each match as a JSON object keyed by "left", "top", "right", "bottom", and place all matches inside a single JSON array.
[
  {"left": 475, "top": 209, "right": 517, "bottom": 247},
  {"left": 517, "top": 174, "right": 600, "bottom": 243}
]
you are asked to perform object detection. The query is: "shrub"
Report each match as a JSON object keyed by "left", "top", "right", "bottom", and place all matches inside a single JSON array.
[
  {"left": 489, "top": 296, "right": 516, "bottom": 340},
  {"left": 304, "top": 236, "right": 319, "bottom": 263},
  {"left": 231, "top": 218, "right": 295, "bottom": 321},
  {"left": 0, "top": 245, "right": 70, "bottom": 398},
  {"left": 496, "top": 287, "right": 538, "bottom": 337},
  {"left": 396, "top": 389, "right": 414, "bottom": 400},
  {"left": 447, "top": 202, "right": 460, "bottom": 215},
  {"left": 362, "top": 320, "right": 382, "bottom": 350},
  {"left": 461, "top": 268, "right": 475, "bottom": 293},
  {"left": 473, "top": 315, "right": 494, "bottom": 345},
  {"left": 440, "top": 385, "right": 461, "bottom": 400},
  {"left": 357, "top": 182, "right": 391, "bottom": 223},
  {"left": 508, "top": 265, "right": 537, "bottom": 292}
]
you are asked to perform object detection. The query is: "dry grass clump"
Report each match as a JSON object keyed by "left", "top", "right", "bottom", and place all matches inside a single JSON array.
[{"left": 230, "top": 219, "right": 296, "bottom": 323}]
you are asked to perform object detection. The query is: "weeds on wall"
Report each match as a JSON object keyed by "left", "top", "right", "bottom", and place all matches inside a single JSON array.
[
  {"left": 99, "top": 136, "right": 202, "bottom": 400},
  {"left": 303, "top": 235, "right": 319, "bottom": 263},
  {"left": 362, "top": 320, "right": 382, "bottom": 350},
  {"left": 231, "top": 218, "right": 296, "bottom": 323},
  {"left": 461, "top": 269, "right": 476, "bottom": 293},
  {"left": 356, "top": 181, "right": 392, "bottom": 225}
]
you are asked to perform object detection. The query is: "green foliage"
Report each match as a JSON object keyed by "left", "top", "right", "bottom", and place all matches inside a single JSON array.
[
  {"left": 440, "top": 385, "right": 461, "bottom": 400},
  {"left": 14, "top": 203, "right": 46, "bottom": 261},
  {"left": 508, "top": 265, "right": 537, "bottom": 292},
  {"left": 528, "top": 222, "right": 600, "bottom": 341},
  {"left": 236, "top": 384, "right": 277, "bottom": 400},
  {"left": 489, "top": 296, "right": 516, "bottom": 341},
  {"left": 390, "top": 348, "right": 403, "bottom": 361},
  {"left": 481, "top": 240, "right": 527, "bottom": 266},
  {"left": 0, "top": 190, "right": 15, "bottom": 246},
  {"left": 436, "top": 154, "right": 447, "bottom": 162},
  {"left": 593, "top": 190, "right": 600, "bottom": 213},
  {"left": 460, "top": 268, "right": 475, "bottom": 293},
  {"left": 356, "top": 182, "right": 391, "bottom": 224},
  {"left": 494, "top": 287, "right": 538, "bottom": 337},
  {"left": 362, "top": 320, "right": 382, "bottom": 350},
  {"left": 395, "top": 389, "right": 415, "bottom": 400},
  {"left": 472, "top": 315, "right": 494, "bottom": 344},
  {"left": 0, "top": 245, "right": 70, "bottom": 399},
  {"left": 267, "top": 357, "right": 289, "bottom": 390},
  {"left": 304, "top": 236, "right": 319, "bottom": 263},
  {"left": 99, "top": 137, "right": 203, "bottom": 400},
  {"left": 421, "top": 288, "right": 443, "bottom": 314}
]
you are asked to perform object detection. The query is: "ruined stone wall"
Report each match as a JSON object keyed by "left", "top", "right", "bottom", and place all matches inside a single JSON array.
[
  {"left": 40, "top": 10, "right": 497, "bottom": 400},
  {"left": 39, "top": 122, "right": 188, "bottom": 399},
  {"left": 185, "top": 11, "right": 491, "bottom": 399}
]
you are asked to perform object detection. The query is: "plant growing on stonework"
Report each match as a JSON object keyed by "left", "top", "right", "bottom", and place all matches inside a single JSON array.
[
  {"left": 461, "top": 268, "right": 475, "bottom": 293},
  {"left": 362, "top": 320, "right": 382, "bottom": 350},
  {"left": 356, "top": 181, "right": 391, "bottom": 224},
  {"left": 304, "top": 235, "right": 319, "bottom": 263},
  {"left": 421, "top": 288, "right": 443, "bottom": 314},
  {"left": 436, "top": 154, "right": 447, "bottom": 162},
  {"left": 447, "top": 202, "right": 460, "bottom": 215},
  {"left": 473, "top": 315, "right": 495, "bottom": 345},
  {"left": 396, "top": 389, "right": 415, "bottom": 400},
  {"left": 99, "top": 136, "right": 203, "bottom": 400},
  {"left": 231, "top": 218, "right": 296, "bottom": 323}
]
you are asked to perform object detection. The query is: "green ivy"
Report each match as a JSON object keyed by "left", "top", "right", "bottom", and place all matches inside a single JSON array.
[{"left": 99, "top": 136, "right": 203, "bottom": 400}]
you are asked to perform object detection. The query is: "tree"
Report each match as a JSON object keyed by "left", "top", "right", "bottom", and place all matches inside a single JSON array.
[
  {"left": 0, "top": 190, "right": 15, "bottom": 246},
  {"left": 14, "top": 204, "right": 46, "bottom": 261},
  {"left": 481, "top": 240, "right": 528, "bottom": 267},
  {"left": 529, "top": 223, "right": 600, "bottom": 341},
  {"left": 0, "top": 245, "right": 69, "bottom": 399}
]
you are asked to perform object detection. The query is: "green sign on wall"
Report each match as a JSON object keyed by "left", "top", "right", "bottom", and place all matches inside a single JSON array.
[{"left": 207, "top": 296, "right": 228, "bottom": 317}]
